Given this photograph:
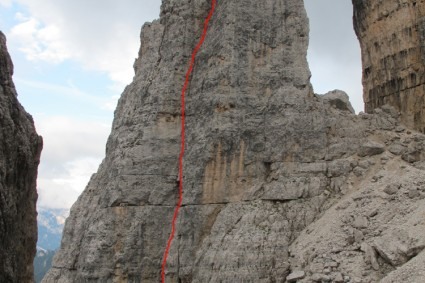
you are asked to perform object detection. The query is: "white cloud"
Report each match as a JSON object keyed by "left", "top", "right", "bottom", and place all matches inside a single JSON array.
[
  {"left": 15, "top": 78, "right": 120, "bottom": 114},
  {"left": 308, "top": 50, "right": 364, "bottom": 113},
  {"left": 10, "top": 16, "right": 71, "bottom": 63},
  {"left": 3, "top": 1, "right": 161, "bottom": 210},
  {"left": 9, "top": 0, "right": 161, "bottom": 87},
  {"left": 0, "top": 0, "right": 12, "bottom": 7},
  {"left": 37, "top": 158, "right": 101, "bottom": 209},
  {"left": 55, "top": 215, "right": 67, "bottom": 225},
  {"left": 305, "top": 0, "right": 364, "bottom": 113},
  {"left": 35, "top": 115, "right": 110, "bottom": 209},
  {"left": 101, "top": 94, "right": 120, "bottom": 111}
]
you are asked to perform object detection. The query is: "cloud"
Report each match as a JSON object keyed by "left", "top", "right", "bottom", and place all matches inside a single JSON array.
[
  {"left": 9, "top": 15, "right": 70, "bottom": 63},
  {"left": 3, "top": 1, "right": 162, "bottom": 210},
  {"left": 16, "top": 77, "right": 117, "bottom": 110},
  {"left": 304, "top": 0, "right": 364, "bottom": 112},
  {"left": 0, "top": 0, "right": 12, "bottom": 7},
  {"left": 35, "top": 115, "right": 110, "bottom": 209},
  {"left": 308, "top": 52, "right": 364, "bottom": 113},
  {"left": 0, "top": 0, "right": 11, "bottom": 7},
  {"left": 9, "top": 0, "right": 161, "bottom": 86},
  {"left": 101, "top": 94, "right": 120, "bottom": 111},
  {"left": 37, "top": 157, "right": 101, "bottom": 209}
]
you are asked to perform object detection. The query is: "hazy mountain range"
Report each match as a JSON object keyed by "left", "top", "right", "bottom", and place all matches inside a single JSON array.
[{"left": 34, "top": 207, "right": 68, "bottom": 282}]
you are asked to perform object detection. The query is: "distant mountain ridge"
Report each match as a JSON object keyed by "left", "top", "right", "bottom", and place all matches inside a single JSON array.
[
  {"left": 34, "top": 249, "right": 55, "bottom": 283},
  {"left": 37, "top": 207, "right": 68, "bottom": 251},
  {"left": 34, "top": 207, "right": 68, "bottom": 282}
]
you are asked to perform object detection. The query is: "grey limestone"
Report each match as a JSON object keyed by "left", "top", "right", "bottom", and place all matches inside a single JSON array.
[
  {"left": 0, "top": 31, "right": 43, "bottom": 283},
  {"left": 44, "top": 0, "right": 425, "bottom": 282}
]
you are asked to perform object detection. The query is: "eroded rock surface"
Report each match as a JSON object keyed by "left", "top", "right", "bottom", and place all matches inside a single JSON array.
[
  {"left": 0, "top": 31, "right": 43, "bottom": 282},
  {"left": 353, "top": 0, "right": 425, "bottom": 132},
  {"left": 44, "top": 0, "right": 425, "bottom": 282}
]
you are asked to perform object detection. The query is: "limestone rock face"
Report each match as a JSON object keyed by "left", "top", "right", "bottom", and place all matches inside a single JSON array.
[
  {"left": 353, "top": 0, "right": 425, "bottom": 132},
  {"left": 0, "top": 31, "right": 43, "bottom": 282},
  {"left": 45, "top": 0, "right": 425, "bottom": 282}
]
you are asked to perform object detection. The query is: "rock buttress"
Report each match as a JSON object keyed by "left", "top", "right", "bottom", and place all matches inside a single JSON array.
[
  {"left": 45, "top": 0, "right": 425, "bottom": 282},
  {"left": 353, "top": 0, "right": 425, "bottom": 132},
  {"left": 0, "top": 31, "right": 43, "bottom": 283}
]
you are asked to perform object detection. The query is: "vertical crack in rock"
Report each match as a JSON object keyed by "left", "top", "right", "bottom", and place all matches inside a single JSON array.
[{"left": 0, "top": 31, "right": 43, "bottom": 283}]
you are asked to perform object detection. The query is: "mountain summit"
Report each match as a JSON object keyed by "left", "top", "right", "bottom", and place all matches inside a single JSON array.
[{"left": 44, "top": 0, "right": 425, "bottom": 282}]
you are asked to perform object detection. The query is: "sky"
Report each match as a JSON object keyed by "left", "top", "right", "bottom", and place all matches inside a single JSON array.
[{"left": 0, "top": 0, "right": 363, "bottom": 210}]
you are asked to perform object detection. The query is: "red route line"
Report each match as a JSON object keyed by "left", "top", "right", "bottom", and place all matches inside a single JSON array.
[{"left": 160, "top": 0, "right": 217, "bottom": 282}]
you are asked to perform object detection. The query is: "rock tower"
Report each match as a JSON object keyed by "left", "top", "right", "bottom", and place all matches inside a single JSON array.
[
  {"left": 45, "top": 0, "right": 425, "bottom": 282},
  {"left": 353, "top": 0, "right": 425, "bottom": 132},
  {"left": 0, "top": 31, "right": 43, "bottom": 282}
]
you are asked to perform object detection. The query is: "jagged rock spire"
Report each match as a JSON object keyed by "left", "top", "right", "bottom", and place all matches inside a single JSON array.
[{"left": 0, "top": 31, "right": 43, "bottom": 283}]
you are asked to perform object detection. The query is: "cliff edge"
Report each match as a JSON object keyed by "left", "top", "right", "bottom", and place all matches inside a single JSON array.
[
  {"left": 353, "top": 0, "right": 425, "bottom": 132},
  {"left": 0, "top": 31, "right": 43, "bottom": 282}
]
